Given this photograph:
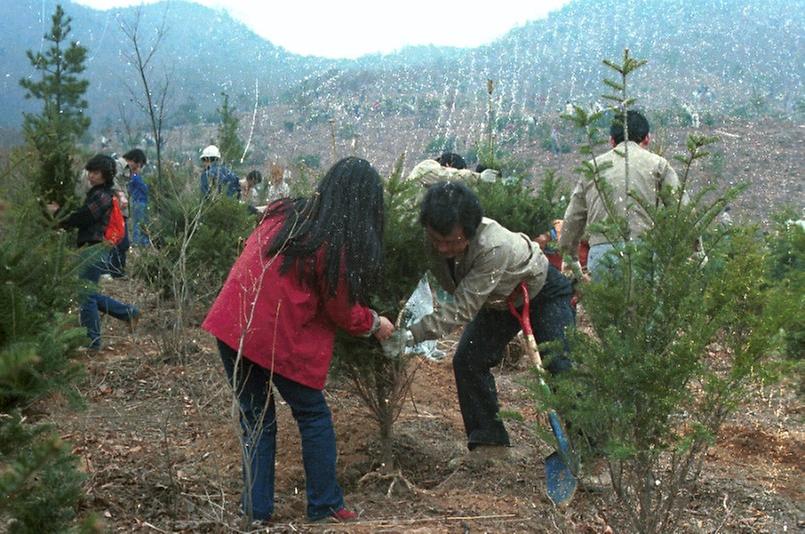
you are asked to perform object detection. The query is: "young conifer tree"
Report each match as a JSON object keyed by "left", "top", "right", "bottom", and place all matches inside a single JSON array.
[
  {"left": 0, "top": 194, "right": 96, "bottom": 531},
  {"left": 549, "top": 50, "right": 788, "bottom": 533},
  {"left": 20, "top": 4, "right": 89, "bottom": 206},
  {"left": 332, "top": 154, "right": 426, "bottom": 481},
  {"left": 218, "top": 92, "right": 245, "bottom": 165}
]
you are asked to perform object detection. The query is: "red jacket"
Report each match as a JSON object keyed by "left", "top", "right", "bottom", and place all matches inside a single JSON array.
[{"left": 202, "top": 215, "right": 375, "bottom": 390}]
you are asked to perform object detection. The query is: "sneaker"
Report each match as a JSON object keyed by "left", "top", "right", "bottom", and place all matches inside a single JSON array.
[{"left": 315, "top": 507, "right": 358, "bottom": 523}]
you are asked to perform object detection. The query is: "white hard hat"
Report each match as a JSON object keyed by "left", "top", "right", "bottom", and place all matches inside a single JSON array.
[{"left": 200, "top": 145, "right": 221, "bottom": 160}]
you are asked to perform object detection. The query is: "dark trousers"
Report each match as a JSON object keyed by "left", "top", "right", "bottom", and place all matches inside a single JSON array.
[
  {"left": 218, "top": 340, "right": 345, "bottom": 521},
  {"left": 105, "top": 218, "right": 130, "bottom": 278},
  {"left": 453, "top": 265, "right": 574, "bottom": 449}
]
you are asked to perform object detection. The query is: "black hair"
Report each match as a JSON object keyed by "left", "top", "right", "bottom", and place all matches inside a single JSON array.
[
  {"left": 84, "top": 154, "right": 117, "bottom": 186},
  {"left": 420, "top": 181, "right": 483, "bottom": 240},
  {"left": 475, "top": 163, "right": 500, "bottom": 173},
  {"left": 435, "top": 152, "right": 467, "bottom": 170},
  {"left": 247, "top": 170, "right": 263, "bottom": 184},
  {"left": 122, "top": 148, "right": 147, "bottom": 165},
  {"left": 610, "top": 110, "right": 650, "bottom": 144},
  {"left": 264, "top": 157, "right": 384, "bottom": 303}
]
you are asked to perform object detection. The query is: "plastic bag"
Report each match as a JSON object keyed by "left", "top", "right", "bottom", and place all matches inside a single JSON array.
[{"left": 402, "top": 275, "right": 444, "bottom": 361}]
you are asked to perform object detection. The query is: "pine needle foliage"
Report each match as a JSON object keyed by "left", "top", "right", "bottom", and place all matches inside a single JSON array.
[
  {"left": 544, "top": 50, "right": 790, "bottom": 533},
  {"left": 0, "top": 200, "right": 87, "bottom": 409},
  {"left": 0, "top": 190, "right": 96, "bottom": 531},
  {"left": 217, "top": 92, "right": 245, "bottom": 167},
  {"left": 764, "top": 210, "right": 804, "bottom": 361},
  {"left": 474, "top": 169, "right": 568, "bottom": 237},
  {"left": 132, "top": 168, "right": 254, "bottom": 306},
  {"left": 19, "top": 4, "right": 90, "bottom": 207},
  {"left": 332, "top": 154, "right": 427, "bottom": 473}
]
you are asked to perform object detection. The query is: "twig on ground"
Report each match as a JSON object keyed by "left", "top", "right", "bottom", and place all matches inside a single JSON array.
[{"left": 713, "top": 493, "right": 732, "bottom": 534}]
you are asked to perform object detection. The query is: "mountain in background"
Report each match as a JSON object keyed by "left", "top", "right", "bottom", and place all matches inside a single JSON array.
[
  {"left": 316, "top": 0, "right": 802, "bottom": 120},
  {"left": 1, "top": 0, "right": 802, "bottom": 136},
  {"left": 3, "top": 0, "right": 334, "bottom": 130}
]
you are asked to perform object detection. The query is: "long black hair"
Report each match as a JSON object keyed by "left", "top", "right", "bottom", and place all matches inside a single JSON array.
[{"left": 264, "top": 157, "right": 384, "bottom": 304}]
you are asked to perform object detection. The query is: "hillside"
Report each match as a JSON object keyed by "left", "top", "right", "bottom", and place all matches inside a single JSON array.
[
  {"left": 3, "top": 0, "right": 802, "bottom": 131},
  {"left": 3, "top": 0, "right": 803, "bottom": 220},
  {"left": 44, "top": 277, "right": 802, "bottom": 532},
  {"left": 3, "top": 0, "right": 329, "bottom": 129}
]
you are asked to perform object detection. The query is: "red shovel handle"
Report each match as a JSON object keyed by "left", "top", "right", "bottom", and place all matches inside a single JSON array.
[
  {"left": 507, "top": 282, "right": 532, "bottom": 335},
  {"left": 508, "top": 282, "right": 543, "bottom": 369}
]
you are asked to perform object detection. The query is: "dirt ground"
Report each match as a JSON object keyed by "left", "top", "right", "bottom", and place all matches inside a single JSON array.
[{"left": 42, "top": 277, "right": 803, "bottom": 534}]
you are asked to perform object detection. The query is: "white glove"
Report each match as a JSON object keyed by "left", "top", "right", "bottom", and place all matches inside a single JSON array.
[
  {"left": 380, "top": 329, "right": 414, "bottom": 358},
  {"left": 479, "top": 169, "right": 500, "bottom": 183},
  {"left": 691, "top": 250, "right": 709, "bottom": 267}
]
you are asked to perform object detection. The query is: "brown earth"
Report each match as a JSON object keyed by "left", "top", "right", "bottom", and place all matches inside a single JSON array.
[{"left": 40, "top": 275, "right": 803, "bottom": 533}]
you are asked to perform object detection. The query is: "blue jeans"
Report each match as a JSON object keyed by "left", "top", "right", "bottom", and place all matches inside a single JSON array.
[
  {"left": 453, "top": 265, "right": 574, "bottom": 449},
  {"left": 79, "top": 247, "right": 138, "bottom": 348},
  {"left": 587, "top": 242, "right": 617, "bottom": 282},
  {"left": 218, "top": 340, "right": 345, "bottom": 521},
  {"left": 130, "top": 201, "right": 149, "bottom": 246}
]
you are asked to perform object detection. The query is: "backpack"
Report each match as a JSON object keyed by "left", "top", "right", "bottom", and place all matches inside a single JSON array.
[{"left": 104, "top": 195, "right": 126, "bottom": 245}]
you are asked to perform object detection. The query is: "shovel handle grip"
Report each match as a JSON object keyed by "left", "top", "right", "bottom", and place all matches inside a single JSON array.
[{"left": 508, "top": 282, "right": 544, "bottom": 369}]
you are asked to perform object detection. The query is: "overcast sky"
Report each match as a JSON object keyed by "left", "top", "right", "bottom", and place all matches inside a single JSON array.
[{"left": 73, "top": 0, "right": 573, "bottom": 58}]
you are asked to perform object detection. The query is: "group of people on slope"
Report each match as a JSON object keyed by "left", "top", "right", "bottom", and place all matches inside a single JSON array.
[
  {"left": 51, "top": 142, "right": 296, "bottom": 351},
  {"left": 54, "top": 109, "right": 681, "bottom": 524},
  {"left": 203, "top": 110, "right": 680, "bottom": 525},
  {"left": 199, "top": 143, "right": 291, "bottom": 212}
]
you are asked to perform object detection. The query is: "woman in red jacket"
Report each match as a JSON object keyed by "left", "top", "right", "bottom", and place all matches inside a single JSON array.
[{"left": 202, "top": 157, "right": 394, "bottom": 524}]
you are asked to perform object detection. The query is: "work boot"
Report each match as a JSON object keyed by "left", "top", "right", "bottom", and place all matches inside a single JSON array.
[
  {"left": 471, "top": 444, "right": 511, "bottom": 460},
  {"left": 579, "top": 459, "right": 612, "bottom": 493},
  {"left": 450, "top": 444, "right": 511, "bottom": 469}
]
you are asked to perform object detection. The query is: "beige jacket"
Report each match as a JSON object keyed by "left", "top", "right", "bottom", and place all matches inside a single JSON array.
[
  {"left": 559, "top": 141, "right": 682, "bottom": 254},
  {"left": 409, "top": 217, "right": 549, "bottom": 342},
  {"left": 406, "top": 159, "right": 480, "bottom": 188}
]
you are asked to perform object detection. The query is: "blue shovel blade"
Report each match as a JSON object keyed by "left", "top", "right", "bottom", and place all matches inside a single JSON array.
[{"left": 545, "top": 451, "right": 577, "bottom": 506}]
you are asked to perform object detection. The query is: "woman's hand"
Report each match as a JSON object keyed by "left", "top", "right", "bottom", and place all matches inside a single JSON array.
[
  {"left": 373, "top": 316, "right": 395, "bottom": 341},
  {"left": 46, "top": 202, "right": 60, "bottom": 216}
]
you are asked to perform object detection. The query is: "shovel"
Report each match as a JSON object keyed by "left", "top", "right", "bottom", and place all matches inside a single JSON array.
[{"left": 507, "top": 281, "right": 577, "bottom": 506}]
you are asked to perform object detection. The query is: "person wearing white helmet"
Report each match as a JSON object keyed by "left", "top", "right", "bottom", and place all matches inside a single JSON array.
[{"left": 200, "top": 145, "right": 240, "bottom": 199}]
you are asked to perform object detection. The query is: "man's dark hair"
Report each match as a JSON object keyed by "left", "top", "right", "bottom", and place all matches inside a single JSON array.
[
  {"left": 246, "top": 170, "right": 263, "bottom": 184},
  {"left": 122, "top": 148, "right": 147, "bottom": 165},
  {"left": 420, "top": 181, "right": 483, "bottom": 240},
  {"left": 84, "top": 154, "right": 117, "bottom": 185},
  {"left": 265, "top": 156, "right": 384, "bottom": 303},
  {"left": 435, "top": 152, "right": 467, "bottom": 170},
  {"left": 610, "top": 110, "right": 650, "bottom": 144}
]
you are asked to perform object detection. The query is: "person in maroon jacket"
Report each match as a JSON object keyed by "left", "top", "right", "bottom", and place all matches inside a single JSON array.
[{"left": 202, "top": 157, "right": 394, "bottom": 524}]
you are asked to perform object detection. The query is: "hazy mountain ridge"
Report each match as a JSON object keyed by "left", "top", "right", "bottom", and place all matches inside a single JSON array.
[
  {"left": 323, "top": 0, "right": 802, "bottom": 118},
  {"left": 3, "top": 0, "right": 332, "bottom": 129},
  {"left": 3, "top": 0, "right": 801, "bottom": 134}
]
